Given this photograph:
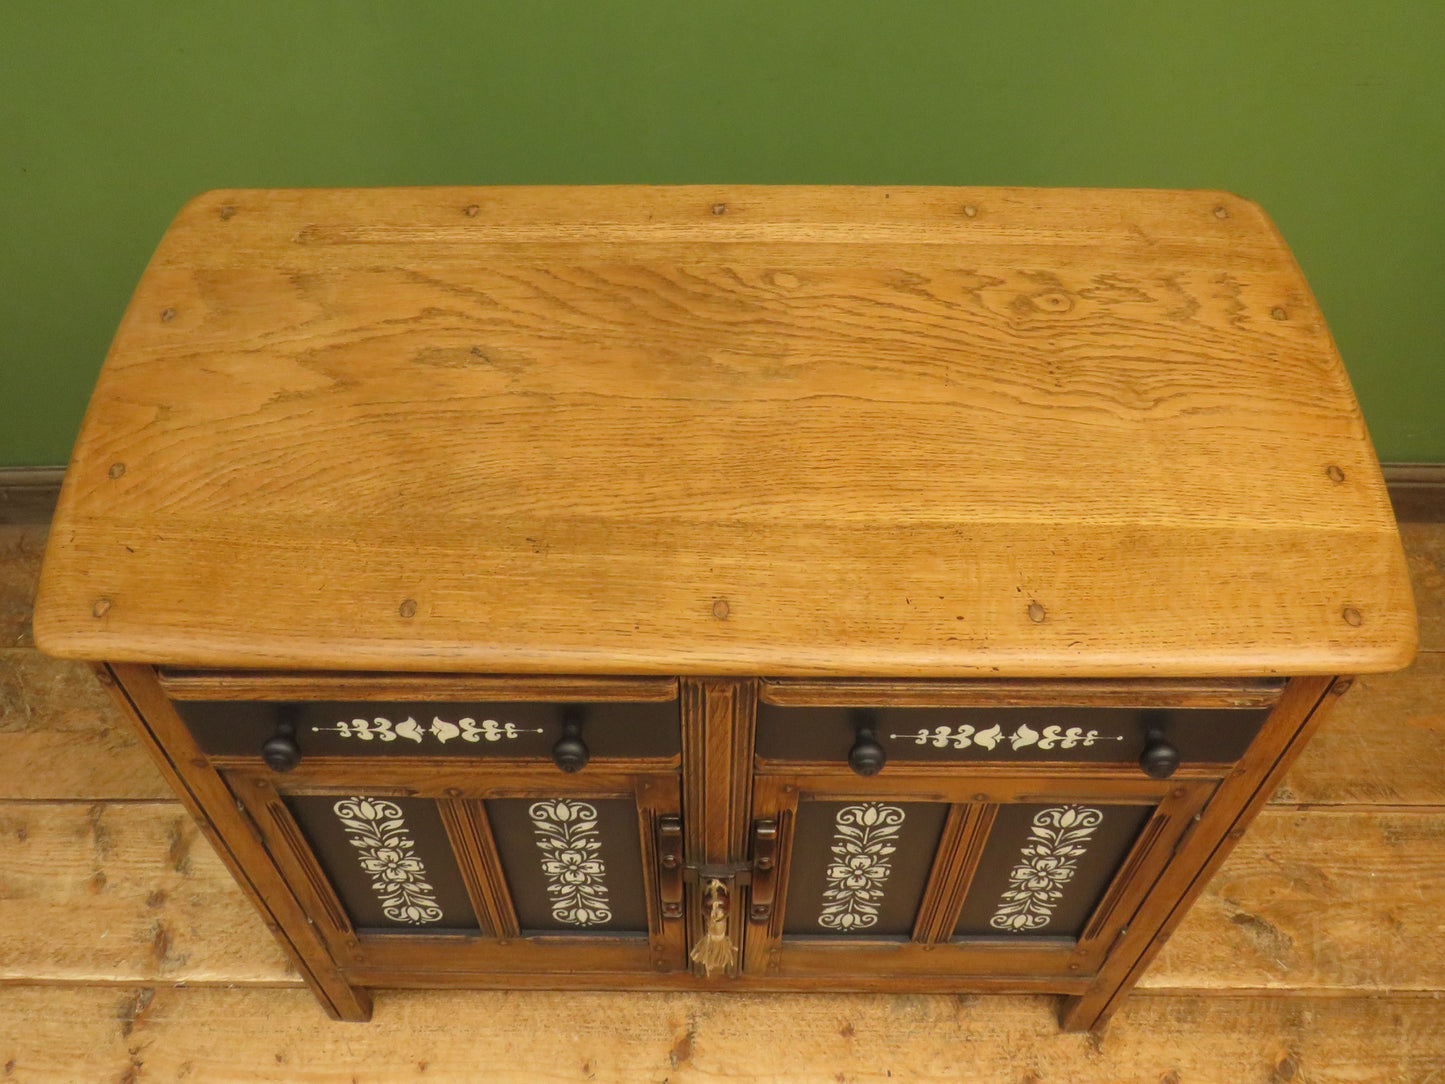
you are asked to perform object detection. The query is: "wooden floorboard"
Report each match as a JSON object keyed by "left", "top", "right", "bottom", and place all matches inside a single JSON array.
[
  {"left": 1277, "top": 651, "right": 1445, "bottom": 807},
  {"left": 0, "top": 524, "right": 45, "bottom": 649},
  {"left": 1403, "top": 522, "right": 1445, "bottom": 652},
  {"left": 0, "top": 520, "right": 1441, "bottom": 1076},
  {"left": 1140, "top": 809, "right": 1445, "bottom": 993},
  {"left": 0, "top": 801, "right": 294, "bottom": 985},
  {"left": 0, "top": 649, "right": 171, "bottom": 801},
  {"left": 1, "top": 986, "right": 1441, "bottom": 1083}
]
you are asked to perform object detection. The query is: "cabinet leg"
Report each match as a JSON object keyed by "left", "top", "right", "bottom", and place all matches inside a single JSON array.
[
  {"left": 1056, "top": 675, "right": 1343, "bottom": 1032},
  {"left": 321, "top": 983, "right": 373, "bottom": 1022},
  {"left": 1057, "top": 993, "right": 1101, "bottom": 1033},
  {"left": 102, "top": 663, "right": 374, "bottom": 1026}
]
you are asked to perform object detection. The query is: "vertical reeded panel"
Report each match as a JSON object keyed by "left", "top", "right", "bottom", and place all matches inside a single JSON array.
[
  {"left": 783, "top": 801, "right": 947, "bottom": 938},
  {"left": 486, "top": 798, "right": 648, "bottom": 933},
  {"left": 286, "top": 795, "right": 480, "bottom": 932},
  {"left": 954, "top": 803, "right": 1153, "bottom": 940}
]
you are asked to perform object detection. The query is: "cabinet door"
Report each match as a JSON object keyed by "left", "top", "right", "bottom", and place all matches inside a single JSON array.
[
  {"left": 742, "top": 767, "right": 1210, "bottom": 987},
  {"left": 219, "top": 697, "right": 688, "bottom": 984}
]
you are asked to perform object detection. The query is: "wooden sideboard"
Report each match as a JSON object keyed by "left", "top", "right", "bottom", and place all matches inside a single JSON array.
[{"left": 33, "top": 186, "right": 1416, "bottom": 1031}]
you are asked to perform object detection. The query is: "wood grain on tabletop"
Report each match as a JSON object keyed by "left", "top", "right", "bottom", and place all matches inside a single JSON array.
[
  {"left": 1, "top": 986, "right": 1440, "bottom": 1084},
  {"left": 9, "top": 525, "right": 1440, "bottom": 807},
  {"left": 33, "top": 186, "right": 1415, "bottom": 677}
]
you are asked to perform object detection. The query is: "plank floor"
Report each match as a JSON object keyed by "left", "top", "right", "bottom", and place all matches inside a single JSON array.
[{"left": 0, "top": 521, "right": 1442, "bottom": 1082}]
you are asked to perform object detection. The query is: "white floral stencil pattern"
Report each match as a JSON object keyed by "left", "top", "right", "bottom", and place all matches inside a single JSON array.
[
  {"left": 312, "top": 716, "right": 543, "bottom": 745},
  {"left": 819, "top": 803, "right": 907, "bottom": 930},
  {"left": 990, "top": 805, "right": 1104, "bottom": 932},
  {"left": 332, "top": 797, "right": 444, "bottom": 924},
  {"left": 888, "top": 723, "right": 1123, "bottom": 752},
  {"left": 528, "top": 799, "right": 613, "bottom": 926}
]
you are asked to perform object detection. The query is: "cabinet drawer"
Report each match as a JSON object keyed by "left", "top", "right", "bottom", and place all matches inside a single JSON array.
[
  {"left": 173, "top": 699, "right": 680, "bottom": 762},
  {"left": 755, "top": 703, "right": 1270, "bottom": 769}
]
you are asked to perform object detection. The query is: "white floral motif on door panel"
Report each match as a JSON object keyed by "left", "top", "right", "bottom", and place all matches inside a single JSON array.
[
  {"left": 990, "top": 805, "right": 1104, "bottom": 932},
  {"left": 528, "top": 799, "right": 613, "bottom": 926},
  {"left": 819, "top": 803, "right": 907, "bottom": 930},
  {"left": 332, "top": 797, "right": 444, "bottom": 924}
]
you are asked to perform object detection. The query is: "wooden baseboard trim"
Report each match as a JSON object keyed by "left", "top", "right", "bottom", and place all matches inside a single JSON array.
[
  {"left": 4, "top": 463, "right": 1444, "bottom": 525},
  {"left": 1383, "top": 463, "right": 1445, "bottom": 523},
  {"left": 0, "top": 466, "right": 65, "bottom": 525}
]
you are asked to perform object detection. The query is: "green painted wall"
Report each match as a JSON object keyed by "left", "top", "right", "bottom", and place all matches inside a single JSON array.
[{"left": 3, "top": 2, "right": 1441, "bottom": 465}]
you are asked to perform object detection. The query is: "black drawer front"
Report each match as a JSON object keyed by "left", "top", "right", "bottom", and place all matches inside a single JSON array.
[
  {"left": 755, "top": 705, "right": 1270, "bottom": 766},
  {"left": 174, "top": 699, "right": 680, "bottom": 760}
]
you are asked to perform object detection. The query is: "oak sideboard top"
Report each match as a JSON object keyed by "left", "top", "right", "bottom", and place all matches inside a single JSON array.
[{"left": 34, "top": 186, "right": 1416, "bottom": 677}]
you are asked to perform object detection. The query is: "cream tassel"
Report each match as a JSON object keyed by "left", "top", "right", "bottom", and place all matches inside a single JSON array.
[{"left": 689, "top": 877, "right": 736, "bottom": 976}]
